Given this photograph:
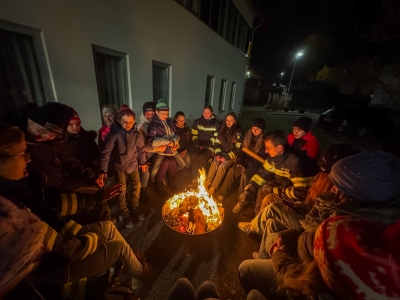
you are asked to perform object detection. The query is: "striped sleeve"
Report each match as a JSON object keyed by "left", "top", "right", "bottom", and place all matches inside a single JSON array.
[
  {"left": 80, "top": 233, "right": 99, "bottom": 260},
  {"left": 59, "top": 220, "right": 83, "bottom": 239},
  {"left": 60, "top": 193, "right": 79, "bottom": 216},
  {"left": 42, "top": 222, "right": 58, "bottom": 252}
]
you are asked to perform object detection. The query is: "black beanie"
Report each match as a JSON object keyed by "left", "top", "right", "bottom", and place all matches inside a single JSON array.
[
  {"left": 29, "top": 102, "right": 74, "bottom": 135},
  {"left": 252, "top": 118, "right": 266, "bottom": 131},
  {"left": 319, "top": 144, "right": 360, "bottom": 173},
  {"left": 293, "top": 116, "right": 312, "bottom": 132},
  {"left": 142, "top": 102, "right": 156, "bottom": 114}
]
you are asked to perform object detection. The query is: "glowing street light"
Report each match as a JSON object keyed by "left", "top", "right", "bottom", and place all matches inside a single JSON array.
[
  {"left": 286, "top": 51, "right": 304, "bottom": 104},
  {"left": 280, "top": 72, "right": 284, "bottom": 80}
]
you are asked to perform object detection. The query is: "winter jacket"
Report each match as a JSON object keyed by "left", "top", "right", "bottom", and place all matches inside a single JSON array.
[
  {"left": 236, "top": 131, "right": 268, "bottom": 167},
  {"left": 251, "top": 146, "right": 319, "bottom": 201},
  {"left": 287, "top": 131, "right": 320, "bottom": 160},
  {"left": 99, "top": 123, "right": 146, "bottom": 174},
  {"left": 191, "top": 115, "right": 220, "bottom": 154},
  {"left": 214, "top": 127, "right": 243, "bottom": 161},
  {"left": 146, "top": 115, "right": 180, "bottom": 156},
  {"left": 137, "top": 112, "right": 156, "bottom": 153},
  {"left": 66, "top": 129, "right": 99, "bottom": 169},
  {"left": 176, "top": 124, "right": 191, "bottom": 152}
]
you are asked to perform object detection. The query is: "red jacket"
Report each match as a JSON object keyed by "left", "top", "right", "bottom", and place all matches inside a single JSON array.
[{"left": 287, "top": 131, "right": 320, "bottom": 160}]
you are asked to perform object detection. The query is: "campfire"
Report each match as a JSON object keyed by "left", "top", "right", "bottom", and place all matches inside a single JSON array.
[{"left": 162, "top": 169, "right": 224, "bottom": 235}]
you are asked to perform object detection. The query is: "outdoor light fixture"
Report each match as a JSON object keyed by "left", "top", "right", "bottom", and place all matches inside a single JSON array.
[
  {"left": 280, "top": 72, "right": 284, "bottom": 80},
  {"left": 296, "top": 52, "right": 303, "bottom": 57},
  {"left": 246, "top": 71, "right": 250, "bottom": 75},
  {"left": 285, "top": 51, "right": 304, "bottom": 106}
]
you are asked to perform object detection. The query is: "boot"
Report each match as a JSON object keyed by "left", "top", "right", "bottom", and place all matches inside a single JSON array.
[
  {"left": 168, "top": 176, "right": 179, "bottom": 194},
  {"left": 139, "top": 187, "right": 150, "bottom": 203},
  {"left": 130, "top": 205, "right": 146, "bottom": 221},
  {"left": 119, "top": 209, "right": 134, "bottom": 228}
]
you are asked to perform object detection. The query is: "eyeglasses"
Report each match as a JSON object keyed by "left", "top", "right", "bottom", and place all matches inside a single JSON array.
[
  {"left": 265, "top": 146, "right": 277, "bottom": 151},
  {"left": 0, "top": 150, "right": 30, "bottom": 160}
]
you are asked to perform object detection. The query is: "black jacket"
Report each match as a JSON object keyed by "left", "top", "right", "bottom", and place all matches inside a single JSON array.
[
  {"left": 176, "top": 124, "right": 191, "bottom": 152},
  {"left": 66, "top": 129, "right": 99, "bottom": 169},
  {"left": 99, "top": 123, "right": 146, "bottom": 174},
  {"left": 214, "top": 126, "right": 243, "bottom": 161},
  {"left": 191, "top": 115, "right": 220, "bottom": 153}
]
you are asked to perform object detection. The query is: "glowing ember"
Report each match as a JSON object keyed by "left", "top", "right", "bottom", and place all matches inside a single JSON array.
[{"left": 162, "top": 169, "right": 223, "bottom": 234}]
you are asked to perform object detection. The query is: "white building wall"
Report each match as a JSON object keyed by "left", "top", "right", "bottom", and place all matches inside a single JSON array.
[{"left": 0, "top": 0, "right": 249, "bottom": 130}]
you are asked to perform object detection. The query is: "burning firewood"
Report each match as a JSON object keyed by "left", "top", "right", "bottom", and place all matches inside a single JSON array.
[{"left": 188, "top": 209, "right": 206, "bottom": 234}]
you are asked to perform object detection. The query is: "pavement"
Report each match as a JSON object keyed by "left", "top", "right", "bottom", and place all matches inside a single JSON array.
[{"left": 118, "top": 106, "right": 380, "bottom": 300}]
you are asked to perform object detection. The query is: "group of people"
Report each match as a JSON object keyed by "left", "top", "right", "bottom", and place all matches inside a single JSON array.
[{"left": 0, "top": 99, "right": 399, "bottom": 300}]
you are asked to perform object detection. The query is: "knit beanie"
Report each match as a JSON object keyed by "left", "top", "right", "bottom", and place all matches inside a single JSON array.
[
  {"left": 314, "top": 216, "right": 400, "bottom": 300},
  {"left": 102, "top": 105, "right": 118, "bottom": 117},
  {"left": 0, "top": 196, "right": 45, "bottom": 292},
  {"left": 117, "top": 104, "right": 136, "bottom": 120},
  {"left": 142, "top": 102, "right": 156, "bottom": 114},
  {"left": 329, "top": 150, "right": 400, "bottom": 203},
  {"left": 293, "top": 116, "right": 312, "bottom": 132},
  {"left": 29, "top": 102, "right": 74, "bottom": 135},
  {"left": 156, "top": 99, "right": 169, "bottom": 111},
  {"left": 252, "top": 117, "right": 266, "bottom": 131},
  {"left": 319, "top": 144, "right": 360, "bottom": 173}
]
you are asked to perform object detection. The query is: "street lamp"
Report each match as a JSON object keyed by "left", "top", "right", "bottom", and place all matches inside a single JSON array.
[
  {"left": 280, "top": 72, "right": 284, "bottom": 80},
  {"left": 285, "top": 52, "right": 303, "bottom": 105}
]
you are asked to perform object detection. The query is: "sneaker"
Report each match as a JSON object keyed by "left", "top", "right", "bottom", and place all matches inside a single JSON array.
[
  {"left": 131, "top": 206, "right": 145, "bottom": 221},
  {"left": 139, "top": 187, "right": 149, "bottom": 203},
  {"left": 232, "top": 201, "right": 245, "bottom": 213},
  {"left": 238, "top": 222, "right": 257, "bottom": 234},
  {"left": 217, "top": 195, "right": 225, "bottom": 204},
  {"left": 119, "top": 211, "right": 134, "bottom": 228},
  {"left": 252, "top": 252, "right": 261, "bottom": 259}
]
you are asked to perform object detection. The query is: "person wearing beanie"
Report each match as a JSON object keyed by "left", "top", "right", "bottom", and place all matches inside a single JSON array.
[
  {"left": 99, "top": 104, "right": 148, "bottom": 227},
  {"left": 314, "top": 215, "right": 400, "bottom": 300},
  {"left": 216, "top": 117, "right": 268, "bottom": 203},
  {"left": 287, "top": 116, "right": 320, "bottom": 160},
  {"left": 98, "top": 105, "right": 118, "bottom": 149},
  {"left": 238, "top": 144, "right": 360, "bottom": 260},
  {"left": 146, "top": 99, "right": 180, "bottom": 196}
]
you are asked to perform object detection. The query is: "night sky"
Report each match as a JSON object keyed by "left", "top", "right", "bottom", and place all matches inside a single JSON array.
[{"left": 249, "top": 0, "right": 396, "bottom": 82}]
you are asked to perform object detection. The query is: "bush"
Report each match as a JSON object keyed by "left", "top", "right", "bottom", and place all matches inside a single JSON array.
[
  {"left": 284, "top": 107, "right": 289, "bottom": 112},
  {"left": 290, "top": 106, "right": 295, "bottom": 111},
  {"left": 299, "top": 107, "right": 306, "bottom": 113}
]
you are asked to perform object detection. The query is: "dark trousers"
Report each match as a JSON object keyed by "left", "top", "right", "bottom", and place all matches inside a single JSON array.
[
  {"left": 155, "top": 156, "right": 177, "bottom": 183},
  {"left": 116, "top": 170, "right": 141, "bottom": 212},
  {"left": 191, "top": 149, "right": 213, "bottom": 179},
  {"left": 219, "top": 163, "right": 261, "bottom": 198}
]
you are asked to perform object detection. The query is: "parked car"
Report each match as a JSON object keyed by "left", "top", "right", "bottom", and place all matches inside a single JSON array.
[{"left": 317, "top": 106, "right": 400, "bottom": 138}]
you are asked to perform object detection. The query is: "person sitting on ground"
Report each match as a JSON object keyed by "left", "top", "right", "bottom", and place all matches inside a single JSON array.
[
  {"left": 232, "top": 130, "right": 319, "bottom": 216},
  {"left": 137, "top": 101, "right": 157, "bottom": 203},
  {"left": 205, "top": 112, "right": 243, "bottom": 196},
  {"left": 99, "top": 104, "right": 148, "bottom": 227},
  {"left": 287, "top": 116, "right": 320, "bottom": 160},
  {"left": 238, "top": 144, "right": 360, "bottom": 260},
  {"left": 238, "top": 151, "right": 400, "bottom": 299},
  {"left": 98, "top": 105, "right": 117, "bottom": 150},
  {"left": 217, "top": 117, "right": 267, "bottom": 204},
  {"left": 174, "top": 111, "right": 192, "bottom": 171},
  {"left": 190, "top": 105, "right": 220, "bottom": 186},
  {"left": 0, "top": 125, "right": 156, "bottom": 299},
  {"left": 146, "top": 100, "right": 180, "bottom": 196},
  {"left": 66, "top": 110, "right": 99, "bottom": 170}
]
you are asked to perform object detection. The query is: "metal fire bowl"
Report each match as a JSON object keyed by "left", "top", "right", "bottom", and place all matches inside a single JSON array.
[{"left": 161, "top": 202, "right": 224, "bottom": 236}]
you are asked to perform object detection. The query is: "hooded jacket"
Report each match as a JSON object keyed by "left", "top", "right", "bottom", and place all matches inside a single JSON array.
[
  {"left": 191, "top": 115, "right": 220, "bottom": 154},
  {"left": 146, "top": 115, "right": 180, "bottom": 156},
  {"left": 99, "top": 123, "right": 146, "bottom": 174},
  {"left": 287, "top": 131, "right": 320, "bottom": 160}
]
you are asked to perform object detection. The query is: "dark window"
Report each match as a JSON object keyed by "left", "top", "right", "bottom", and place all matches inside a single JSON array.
[
  {"left": 218, "top": 79, "right": 227, "bottom": 112},
  {"left": 92, "top": 45, "right": 129, "bottom": 109},
  {"left": 200, "top": 0, "right": 211, "bottom": 24},
  {"left": 210, "top": 0, "right": 221, "bottom": 31},
  {"left": 205, "top": 75, "right": 215, "bottom": 106},
  {"left": 152, "top": 61, "right": 170, "bottom": 104},
  {"left": 0, "top": 28, "right": 47, "bottom": 115},
  {"left": 229, "top": 82, "right": 236, "bottom": 110}
]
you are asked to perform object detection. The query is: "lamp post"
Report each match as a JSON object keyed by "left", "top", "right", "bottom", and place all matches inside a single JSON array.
[
  {"left": 280, "top": 72, "right": 284, "bottom": 81},
  {"left": 285, "top": 52, "right": 303, "bottom": 106}
]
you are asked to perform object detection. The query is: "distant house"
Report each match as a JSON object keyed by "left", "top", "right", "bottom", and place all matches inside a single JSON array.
[{"left": 0, "top": 0, "right": 259, "bottom": 129}]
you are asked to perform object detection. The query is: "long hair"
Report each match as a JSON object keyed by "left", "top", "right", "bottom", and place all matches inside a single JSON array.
[
  {"left": 218, "top": 112, "right": 238, "bottom": 143},
  {"left": 0, "top": 125, "right": 25, "bottom": 162},
  {"left": 305, "top": 172, "right": 334, "bottom": 207},
  {"left": 242, "top": 129, "right": 264, "bottom": 154},
  {"left": 277, "top": 260, "right": 328, "bottom": 299}
]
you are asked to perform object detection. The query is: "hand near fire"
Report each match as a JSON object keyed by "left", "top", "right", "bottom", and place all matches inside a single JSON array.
[
  {"left": 155, "top": 145, "right": 167, "bottom": 152},
  {"left": 237, "top": 164, "right": 245, "bottom": 174},
  {"left": 139, "top": 164, "right": 149, "bottom": 172},
  {"left": 172, "top": 144, "right": 179, "bottom": 152},
  {"left": 96, "top": 173, "right": 107, "bottom": 188},
  {"left": 102, "top": 183, "right": 123, "bottom": 202},
  {"left": 180, "top": 150, "right": 187, "bottom": 158}
]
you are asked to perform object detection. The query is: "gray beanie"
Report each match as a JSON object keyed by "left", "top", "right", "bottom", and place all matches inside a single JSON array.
[{"left": 329, "top": 151, "right": 400, "bottom": 203}]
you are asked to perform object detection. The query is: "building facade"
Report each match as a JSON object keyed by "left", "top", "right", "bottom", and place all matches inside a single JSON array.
[{"left": 0, "top": 0, "right": 258, "bottom": 130}]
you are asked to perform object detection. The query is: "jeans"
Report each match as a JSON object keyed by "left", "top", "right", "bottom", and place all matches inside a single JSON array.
[
  {"left": 150, "top": 154, "right": 164, "bottom": 181},
  {"left": 116, "top": 170, "right": 141, "bottom": 212},
  {"left": 155, "top": 156, "right": 177, "bottom": 183},
  {"left": 68, "top": 221, "right": 142, "bottom": 281},
  {"left": 167, "top": 278, "right": 220, "bottom": 300},
  {"left": 191, "top": 149, "right": 213, "bottom": 179},
  {"left": 140, "top": 168, "right": 150, "bottom": 188},
  {"left": 175, "top": 152, "right": 192, "bottom": 170},
  {"left": 206, "top": 159, "right": 234, "bottom": 189},
  {"left": 238, "top": 259, "right": 278, "bottom": 298}
]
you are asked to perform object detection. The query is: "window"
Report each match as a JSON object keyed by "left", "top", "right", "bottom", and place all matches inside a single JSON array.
[
  {"left": 0, "top": 21, "right": 55, "bottom": 115},
  {"left": 92, "top": 45, "right": 129, "bottom": 109},
  {"left": 152, "top": 61, "right": 170, "bottom": 104},
  {"left": 177, "top": 0, "right": 199, "bottom": 14},
  {"left": 229, "top": 82, "right": 236, "bottom": 110},
  {"left": 205, "top": 75, "right": 215, "bottom": 106},
  {"left": 218, "top": 79, "right": 227, "bottom": 112}
]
